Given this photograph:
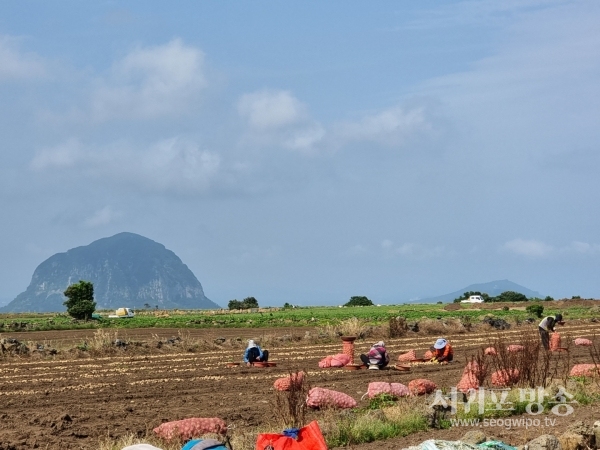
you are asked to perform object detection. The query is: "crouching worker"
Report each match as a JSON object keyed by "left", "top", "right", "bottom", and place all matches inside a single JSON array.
[
  {"left": 539, "top": 313, "right": 565, "bottom": 350},
  {"left": 430, "top": 338, "right": 453, "bottom": 363},
  {"left": 243, "top": 340, "right": 269, "bottom": 366},
  {"left": 360, "top": 341, "right": 390, "bottom": 370}
]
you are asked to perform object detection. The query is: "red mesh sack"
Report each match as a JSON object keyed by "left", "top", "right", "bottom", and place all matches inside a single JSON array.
[
  {"left": 318, "top": 356, "right": 332, "bottom": 368},
  {"left": 423, "top": 350, "right": 434, "bottom": 360},
  {"left": 408, "top": 378, "right": 437, "bottom": 396},
  {"left": 484, "top": 347, "right": 497, "bottom": 356},
  {"left": 491, "top": 369, "right": 520, "bottom": 387},
  {"left": 574, "top": 338, "right": 593, "bottom": 346},
  {"left": 457, "top": 372, "right": 479, "bottom": 393},
  {"left": 153, "top": 417, "right": 227, "bottom": 441},
  {"left": 306, "top": 387, "right": 357, "bottom": 409},
  {"left": 463, "top": 361, "right": 485, "bottom": 378},
  {"left": 255, "top": 421, "right": 327, "bottom": 450},
  {"left": 550, "top": 333, "right": 561, "bottom": 351},
  {"left": 367, "top": 382, "right": 410, "bottom": 399},
  {"left": 570, "top": 364, "right": 599, "bottom": 377},
  {"left": 274, "top": 372, "right": 305, "bottom": 391},
  {"left": 330, "top": 354, "right": 351, "bottom": 367},
  {"left": 398, "top": 350, "right": 417, "bottom": 362},
  {"left": 507, "top": 345, "right": 525, "bottom": 353}
]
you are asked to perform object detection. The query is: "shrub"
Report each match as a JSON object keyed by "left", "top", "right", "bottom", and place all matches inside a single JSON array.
[{"left": 526, "top": 304, "right": 544, "bottom": 318}]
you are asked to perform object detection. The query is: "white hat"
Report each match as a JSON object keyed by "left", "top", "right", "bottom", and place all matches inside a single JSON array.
[{"left": 433, "top": 338, "right": 447, "bottom": 349}]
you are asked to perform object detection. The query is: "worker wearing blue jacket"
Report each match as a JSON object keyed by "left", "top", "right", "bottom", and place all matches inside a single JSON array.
[{"left": 243, "top": 340, "right": 269, "bottom": 365}]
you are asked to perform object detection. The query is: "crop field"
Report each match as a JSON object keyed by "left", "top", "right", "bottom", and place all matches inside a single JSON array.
[
  {"left": 1, "top": 316, "right": 600, "bottom": 450},
  {"left": 0, "top": 299, "right": 598, "bottom": 333}
]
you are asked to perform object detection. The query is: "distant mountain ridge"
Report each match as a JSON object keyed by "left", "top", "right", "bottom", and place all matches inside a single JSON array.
[
  {"left": 417, "top": 279, "right": 542, "bottom": 303},
  {"left": 1, "top": 232, "right": 220, "bottom": 312}
]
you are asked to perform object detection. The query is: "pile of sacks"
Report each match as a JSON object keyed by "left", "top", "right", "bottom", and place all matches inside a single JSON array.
[
  {"left": 491, "top": 369, "right": 520, "bottom": 387},
  {"left": 153, "top": 418, "right": 227, "bottom": 442},
  {"left": 367, "top": 382, "right": 410, "bottom": 399},
  {"left": 570, "top": 364, "right": 599, "bottom": 377},
  {"left": 457, "top": 361, "right": 483, "bottom": 393},
  {"left": 273, "top": 371, "right": 305, "bottom": 391},
  {"left": 306, "top": 387, "right": 357, "bottom": 409},
  {"left": 574, "top": 338, "right": 593, "bottom": 346},
  {"left": 506, "top": 344, "right": 525, "bottom": 353},
  {"left": 550, "top": 333, "right": 562, "bottom": 351},
  {"left": 318, "top": 353, "right": 351, "bottom": 368},
  {"left": 398, "top": 350, "right": 418, "bottom": 362}
]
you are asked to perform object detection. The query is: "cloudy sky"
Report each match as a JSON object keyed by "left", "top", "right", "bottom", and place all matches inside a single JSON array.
[{"left": 1, "top": 1, "right": 599, "bottom": 306}]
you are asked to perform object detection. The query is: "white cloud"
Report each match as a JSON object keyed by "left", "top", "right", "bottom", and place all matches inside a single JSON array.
[
  {"left": 333, "top": 106, "right": 431, "bottom": 147},
  {"left": 89, "top": 39, "right": 206, "bottom": 121},
  {"left": 344, "top": 244, "right": 369, "bottom": 256},
  {"left": 0, "top": 36, "right": 45, "bottom": 81},
  {"left": 237, "top": 89, "right": 325, "bottom": 153},
  {"left": 30, "top": 137, "right": 223, "bottom": 195},
  {"left": 238, "top": 90, "right": 308, "bottom": 130},
  {"left": 84, "top": 206, "right": 119, "bottom": 228},
  {"left": 502, "top": 239, "right": 554, "bottom": 258},
  {"left": 395, "top": 243, "right": 446, "bottom": 260},
  {"left": 561, "top": 241, "right": 600, "bottom": 255},
  {"left": 30, "top": 138, "right": 82, "bottom": 170}
]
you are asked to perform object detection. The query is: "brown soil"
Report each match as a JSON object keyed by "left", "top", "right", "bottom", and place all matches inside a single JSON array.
[{"left": 1, "top": 322, "right": 599, "bottom": 449}]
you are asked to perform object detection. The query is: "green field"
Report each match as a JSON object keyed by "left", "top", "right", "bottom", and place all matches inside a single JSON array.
[{"left": 0, "top": 301, "right": 596, "bottom": 332}]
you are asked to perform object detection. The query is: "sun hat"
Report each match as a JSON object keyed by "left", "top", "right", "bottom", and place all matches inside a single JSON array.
[{"left": 433, "top": 338, "right": 447, "bottom": 349}]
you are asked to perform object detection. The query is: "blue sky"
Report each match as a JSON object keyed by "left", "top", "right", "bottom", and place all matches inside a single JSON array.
[{"left": 1, "top": 1, "right": 599, "bottom": 306}]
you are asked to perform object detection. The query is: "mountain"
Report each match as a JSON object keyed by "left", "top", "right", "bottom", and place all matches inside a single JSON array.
[
  {"left": 416, "top": 279, "right": 542, "bottom": 304},
  {"left": 1, "top": 232, "right": 220, "bottom": 312}
]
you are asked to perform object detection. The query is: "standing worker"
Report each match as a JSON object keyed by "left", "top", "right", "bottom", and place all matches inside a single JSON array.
[{"left": 538, "top": 314, "right": 565, "bottom": 350}]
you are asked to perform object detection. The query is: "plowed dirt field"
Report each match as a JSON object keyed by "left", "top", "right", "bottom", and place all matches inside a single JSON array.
[{"left": 1, "top": 322, "right": 599, "bottom": 449}]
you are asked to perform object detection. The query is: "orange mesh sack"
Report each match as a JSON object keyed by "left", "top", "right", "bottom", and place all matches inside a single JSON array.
[
  {"left": 153, "top": 417, "right": 227, "bottom": 441},
  {"left": 574, "top": 338, "right": 593, "bottom": 346},
  {"left": 274, "top": 372, "right": 305, "bottom": 391},
  {"left": 330, "top": 354, "right": 351, "bottom": 367},
  {"left": 491, "top": 369, "right": 520, "bottom": 387},
  {"left": 507, "top": 345, "right": 525, "bottom": 353},
  {"left": 408, "top": 379, "right": 437, "bottom": 396},
  {"left": 457, "top": 373, "right": 479, "bottom": 393},
  {"left": 484, "top": 347, "right": 497, "bottom": 356},
  {"left": 306, "top": 387, "right": 357, "bottom": 409},
  {"left": 398, "top": 350, "right": 417, "bottom": 362},
  {"left": 423, "top": 350, "right": 434, "bottom": 360},
  {"left": 367, "top": 382, "right": 410, "bottom": 399},
  {"left": 570, "top": 364, "right": 599, "bottom": 377},
  {"left": 255, "top": 421, "right": 327, "bottom": 450},
  {"left": 550, "top": 333, "right": 561, "bottom": 351}
]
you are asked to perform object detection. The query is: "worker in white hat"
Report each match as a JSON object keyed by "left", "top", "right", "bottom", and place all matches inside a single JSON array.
[{"left": 430, "top": 338, "right": 453, "bottom": 363}]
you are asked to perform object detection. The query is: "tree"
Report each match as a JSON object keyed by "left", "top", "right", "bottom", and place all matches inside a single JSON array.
[
  {"left": 63, "top": 280, "right": 96, "bottom": 320},
  {"left": 493, "top": 291, "right": 528, "bottom": 303},
  {"left": 228, "top": 299, "right": 243, "bottom": 310},
  {"left": 544, "top": 296, "right": 554, "bottom": 302},
  {"left": 526, "top": 304, "right": 544, "bottom": 318},
  {"left": 345, "top": 296, "right": 374, "bottom": 307},
  {"left": 228, "top": 297, "right": 260, "bottom": 310},
  {"left": 243, "top": 297, "right": 259, "bottom": 309}
]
